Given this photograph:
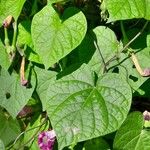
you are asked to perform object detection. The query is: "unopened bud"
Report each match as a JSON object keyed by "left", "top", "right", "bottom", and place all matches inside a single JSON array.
[{"left": 3, "top": 15, "right": 13, "bottom": 28}]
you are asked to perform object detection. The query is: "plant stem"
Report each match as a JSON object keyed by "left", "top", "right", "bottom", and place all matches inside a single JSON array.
[
  {"left": 4, "top": 28, "right": 10, "bottom": 47},
  {"left": 106, "top": 20, "right": 149, "bottom": 66},
  {"left": 12, "top": 21, "right": 18, "bottom": 51}
]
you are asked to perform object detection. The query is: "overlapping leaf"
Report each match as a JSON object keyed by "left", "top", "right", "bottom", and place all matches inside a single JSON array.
[
  {"left": 31, "top": 4, "right": 87, "bottom": 68},
  {"left": 114, "top": 112, "right": 150, "bottom": 150},
  {"left": 0, "top": 113, "right": 20, "bottom": 146},
  {"left": 106, "top": 0, "right": 150, "bottom": 21},
  {"left": 36, "top": 64, "right": 132, "bottom": 149},
  {"left": 0, "top": 68, "right": 36, "bottom": 118},
  {"left": 0, "top": 40, "right": 10, "bottom": 69},
  {"left": 0, "top": 0, "right": 26, "bottom": 24},
  {"left": 17, "top": 21, "right": 41, "bottom": 63}
]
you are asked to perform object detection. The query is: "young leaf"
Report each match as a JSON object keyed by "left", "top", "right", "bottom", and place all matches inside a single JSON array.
[
  {"left": 0, "top": 139, "right": 5, "bottom": 150},
  {"left": 17, "top": 21, "right": 41, "bottom": 63},
  {"left": 0, "top": 40, "right": 10, "bottom": 69},
  {"left": 106, "top": 0, "right": 150, "bottom": 21},
  {"left": 0, "top": 113, "right": 20, "bottom": 146},
  {"left": 113, "top": 112, "right": 150, "bottom": 150},
  {"left": 0, "top": 0, "right": 26, "bottom": 24},
  {"left": 0, "top": 68, "right": 36, "bottom": 118},
  {"left": 36, "top": 64, "right": 132, "bottom": 149},
  {"left": 31, "top": 4, "right": 87, "bottom": 68}
]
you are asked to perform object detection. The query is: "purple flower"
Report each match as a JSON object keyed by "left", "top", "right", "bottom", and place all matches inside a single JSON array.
[{"left": 38, "top": 130, "right": 56, "bottom": 150}]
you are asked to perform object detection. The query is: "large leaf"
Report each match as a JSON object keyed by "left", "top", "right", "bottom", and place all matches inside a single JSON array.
[
  {"left": 0, "top": 68, "right": 36, "bottom": 118},
  {"left": 31, "top": 5, "right": 87, "bottom": 68},
  {"left": 36, "top": 64, "right": 132, "bottom": 149},
  {"left": 0, "top": 113, "right": 20, "bottom": 146},
  {"left": 106, "top": 0, "right": 150, "bottom": 21},
  {"left": 113, "top": 112, "right": 150, "bottom": 150},
  {"left": 0, "top": 0, "right": 26, "bottom": 24}
]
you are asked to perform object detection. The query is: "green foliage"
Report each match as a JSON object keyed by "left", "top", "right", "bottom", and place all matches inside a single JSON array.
[
  {"left": 113, "top": 112, "right": 150, "bottom": 150},
  {"left": 31, "top": 4, "right": 87, "bottom": 68},
  {"left": 0, "top": 0, "right": 25, "bottom": 24},
  {"left": 0, "top": 113, "right": 20, "bottom": 146},
  {"left": 106, "top": 0, "right": 150, "bottom": 21},
  {"left": 0, "top": 0, "right": 150, "bottom": 149},
  {"left": 0, "top": 68, "right": 36, "bottom": 118}
]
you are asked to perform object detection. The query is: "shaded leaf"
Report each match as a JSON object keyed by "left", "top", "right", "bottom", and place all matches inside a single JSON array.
[
  {"left": 84, "top": 137, "right": 110, "bottom": 150},
  {"left": 0, "top": 68, "right": 36, "bottom": 118},
  {"left": 0, "top": 113, "right": 20, "bottom": 146},
  {"left": 0, "top": 40, "right": 10, "bottom": 69}
]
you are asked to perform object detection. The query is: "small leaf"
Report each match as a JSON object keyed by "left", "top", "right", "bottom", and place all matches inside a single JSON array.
[
  {"left": 0, "top": 68, "right": 36, "bottom": 118},
  {"left": 113, "top": 112, "right": 150, "bottom": 150},
  {"left": 0, "top": 139, "right": 5, "bottom": 150},
  {"left": 106, "top": 0, "right": 150, "bottom": 21},
  {"left": 0, "top": 0, "right": 26, "bottom": 24},
  {"left": 17, "top": 21, "right": 41, "bottom": 63},
  {"left": 0, "top": 113, "right": 20, "bottom": 146},
  {"left": 0, "top": 40, "right": 10, "bottom": 69},
  {"left": 36, "top": 64, "right": 132, "bottom": 149},
  {"left": 31, "top": 5, "right": 87, "bottom": 68}
]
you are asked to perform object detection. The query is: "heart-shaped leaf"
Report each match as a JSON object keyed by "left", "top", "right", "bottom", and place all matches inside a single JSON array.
[
  {"left": 31, "top": 4, "right": 87, "bottom": 68},
  {"left": 36, "top": 64, "right": 132, "bottom": 149},
  {"left": 0, "top": 0, "right": 26, "bottom": 24},
  {"left": 0, "top": 68, "right": 36, "bottom": 118},
  {"left": 106, "top": 0, "right": 150, "bottom": 21},
  {"left": 113, "top": 112, "right": 150, "bottom": 150}
]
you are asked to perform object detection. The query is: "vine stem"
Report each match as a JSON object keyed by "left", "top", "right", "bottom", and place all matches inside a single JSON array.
[
  {"left": 94, "top": 40, "right": 107, "bottom": 73},
  {"left": 106, "top": 20, "right": 149, "bottom": 66},
  {"left": 8, "top": 116, "right": 48, "bottom": 150},
  {"left": 4, "top": 28, "right": 10, "bottom": 47},
  {"left": 12, "top": 21, "right": 18, "bottom": 51}
]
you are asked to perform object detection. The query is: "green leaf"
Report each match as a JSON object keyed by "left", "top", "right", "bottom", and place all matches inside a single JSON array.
[
  {"left": 0, "top": 40, "right": 10, "bottom": 69},
  {"left": 88, "top": 26, "right": 120, "bottom": 74},
  {"left": 24, "top": 114, "right": 48, "bottom": 149},
  {"left": 0, "top": 68, "right": 36, "bottom": 118},
  {"left": 63, "top": 26, "right": 120, "bottom": 75},
  {"left": 36, "top": 64, "right": 132, "bottom": 149},
  {"left": 35, "top": 67, "right": 57, "bottom": 110},
  {"left": 113, "top": 112, "right": 150, "bottom": 150},
  {"left": 0, "top": 113, "right": 20, "bottom": 146},
  {"left": 112, "top": 47, "right": 150, "bottom": 92},
  {"left": 17, "top": 21, "right": 41, "bottom": 63},
  {"left": 0, "top": 0, "right": 26, "bottom": 24},
  {"left": 106, "top": 0, "right": 150, "bottom": 21},
  {"left": 0, "top": 139, "right": 5, "bottom": 150},
  {"left": 48, "top": 0, "right": 69, "bottom": 4},
  {"left": 83, "top": 137, "right": 110, "bottom": 150},
  {"left": 31, "top": 5, "right": 87, "bottom": 68}
]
